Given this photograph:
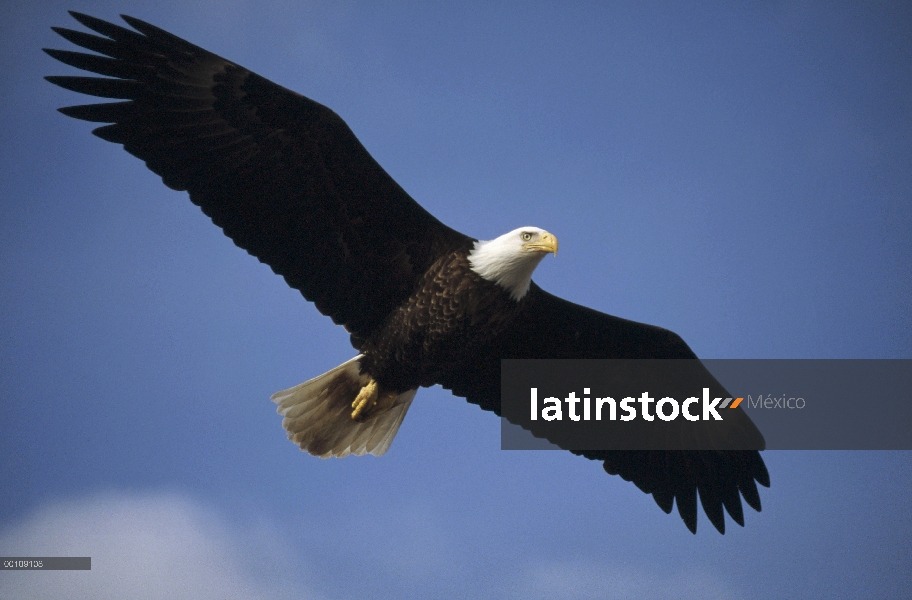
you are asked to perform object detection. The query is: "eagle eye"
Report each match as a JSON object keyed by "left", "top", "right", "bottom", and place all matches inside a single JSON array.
[{"left": 521, "top": 232, "right": 533, "bottom": 241}]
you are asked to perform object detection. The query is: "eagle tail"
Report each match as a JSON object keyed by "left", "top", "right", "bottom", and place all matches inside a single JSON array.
[{"left": 270, "top": 355, "right": 416, "bottom": 458}]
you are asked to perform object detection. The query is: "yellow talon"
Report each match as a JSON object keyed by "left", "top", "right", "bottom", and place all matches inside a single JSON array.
[
  {"left": 351, "top": 380, "right": 379, "bottom": 420},
  {"left": 351, "top": 380, "right": 401, "bottom": 421}
]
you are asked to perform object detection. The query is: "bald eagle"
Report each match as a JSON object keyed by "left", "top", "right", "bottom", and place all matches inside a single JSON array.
[{"left": 46, "top": 12, "right": 768, "bottom": 534}]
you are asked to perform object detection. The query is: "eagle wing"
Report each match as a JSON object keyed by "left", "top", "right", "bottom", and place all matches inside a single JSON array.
[
  {"left": 45, "top": 12, "right": 468, "bottom": 339},
  {"left": 439, "top": 283, "right": 770, "bottom": 534}
]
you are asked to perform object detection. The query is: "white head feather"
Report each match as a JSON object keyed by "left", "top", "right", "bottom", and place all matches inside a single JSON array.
[{"left": 468, "top": 227, "right": 558, "bottom": 301}]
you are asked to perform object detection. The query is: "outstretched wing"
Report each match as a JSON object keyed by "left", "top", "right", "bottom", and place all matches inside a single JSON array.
[
  {"left": 45, "top": 12, "right": 468, "bottom": 339},
  {"left": 439, "top": 283, "right": 770, "bottom": 534}
]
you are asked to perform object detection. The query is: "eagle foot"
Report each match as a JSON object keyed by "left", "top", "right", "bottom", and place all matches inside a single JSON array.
[
  {"left": 351, "top": 379, "right": 400, "bottom": 421},
  {"left": 351, "top": 380, "right": 379, "bottom": 420}
]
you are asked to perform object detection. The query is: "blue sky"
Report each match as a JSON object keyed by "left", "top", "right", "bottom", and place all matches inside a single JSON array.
[{"left": 2, "top": 1, "right": 911, "bottom": 598}]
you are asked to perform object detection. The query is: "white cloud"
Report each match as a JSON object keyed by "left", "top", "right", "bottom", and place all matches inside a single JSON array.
[
  {"left": 0, "top": 491, "right": 325, "bottom": 600},
  {"left": 0, "top": 491, "right": 749, "bottom": 600}
]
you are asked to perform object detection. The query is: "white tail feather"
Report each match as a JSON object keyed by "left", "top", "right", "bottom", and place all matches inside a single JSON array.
[{"left": 270, "top": 355, "right": 416, "bottom": 458}]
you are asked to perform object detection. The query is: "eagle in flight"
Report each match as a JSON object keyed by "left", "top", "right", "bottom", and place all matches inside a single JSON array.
[{"left": 46, "top": 11, "right": 768, "bottom": 534}]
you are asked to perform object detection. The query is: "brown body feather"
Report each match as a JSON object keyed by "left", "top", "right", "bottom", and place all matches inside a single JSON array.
[{"left": 361, "top": 245, "right": 524, "bottom": 391}]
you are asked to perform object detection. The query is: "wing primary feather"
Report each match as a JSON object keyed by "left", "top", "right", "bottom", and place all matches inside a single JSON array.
[
  {"left": 698, "top": 478, "right": 726, "bottom": 534},
  {"left": 42, "top": 49, "right": 140, "bottom": 80},
  {"left": 57, "top": 101, "right": 133, "bottom": 123},
  {"left": 45, "top": 75, "right": 142, "bottom": 99},
  {"left": 652, "top": 490, "right": 675, "bottom": 514},
  {"left": 676, "top": 480, "right": 699, "bottom": 534},
  {"left": 753, "top": 454, "right": 771, "bottom": 488},
  {"left": 51, "top": 27, "right": 122, "bottom": 58},
  {"left": 721, "top": 480, "right": 745, "bottom": 527},
  {"left": 68, "top": 11, "right": 147, "bottom": 44},
  {"left": 90, "top": 123, "right": 129, "bottom": 144},
  {"left": 119, "top": 15, "right": 208, "bottom": 55},
  {"left": 738, "top": 476, "right": 762, "bottom": 513}
]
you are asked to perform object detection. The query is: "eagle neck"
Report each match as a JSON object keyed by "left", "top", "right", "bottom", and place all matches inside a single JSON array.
[{"left": 467, "top": 239, "right": 545, "bottom": 301}]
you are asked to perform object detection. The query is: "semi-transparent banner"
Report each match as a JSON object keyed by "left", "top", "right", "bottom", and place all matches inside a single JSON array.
[{"left": 500, "top": 359, "right": 912, "bottom": 451}]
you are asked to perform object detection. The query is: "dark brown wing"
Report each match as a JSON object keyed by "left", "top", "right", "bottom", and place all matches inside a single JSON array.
[
  {"left": 45, "top": 12, "right": 468, "bottom": 339},
  {"left": 438, "top": 283, "right": 770, "bottom": 534}
]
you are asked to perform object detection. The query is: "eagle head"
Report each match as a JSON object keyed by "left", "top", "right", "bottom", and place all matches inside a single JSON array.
[{"left": 468, "top": 227, "right": 558, "bottom": 301}]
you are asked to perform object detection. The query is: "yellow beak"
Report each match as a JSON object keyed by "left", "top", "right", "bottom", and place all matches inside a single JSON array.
[{"left": 525, "top": 232, "right": 558, "bottom": 255}]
